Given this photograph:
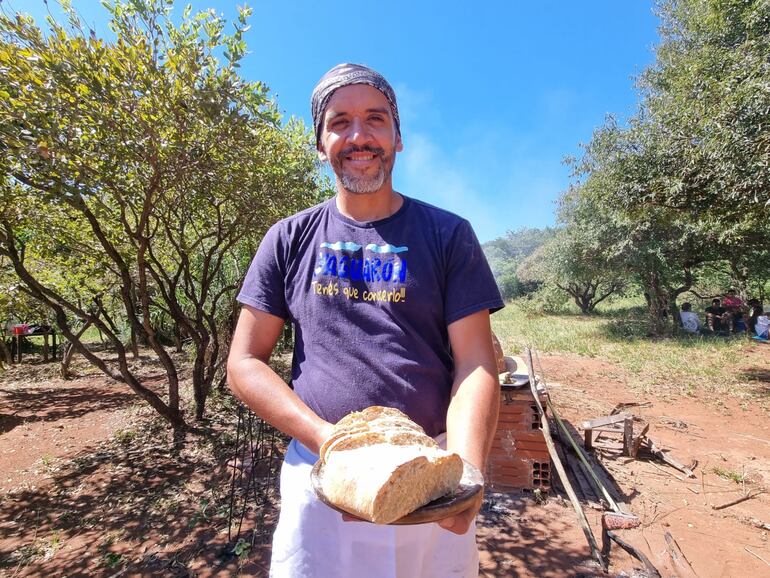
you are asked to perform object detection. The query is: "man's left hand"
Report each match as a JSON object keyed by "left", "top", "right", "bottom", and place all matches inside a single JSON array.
[{"left": 436, "top": 491, "right": 482, "bottom": 535}]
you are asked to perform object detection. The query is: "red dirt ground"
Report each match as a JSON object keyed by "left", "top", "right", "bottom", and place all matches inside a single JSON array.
[
  {"left": 1, "top": 348, "right": 769, "bottom": 577},
  {"left": 476, "top": 351, "right": 770, "bottom": 578}
]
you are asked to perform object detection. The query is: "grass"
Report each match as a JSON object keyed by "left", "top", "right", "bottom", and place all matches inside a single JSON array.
[
  {"left": 711, "top": 466, "right": 747, "bottom": 485},
  {"left": 491, "top": 296, "right": 768, "bottom": 399}
]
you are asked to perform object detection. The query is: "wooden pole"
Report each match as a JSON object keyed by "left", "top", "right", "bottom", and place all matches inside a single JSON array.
[
  {"left": 645, "top": 438, "right": 696, "bottom": 478},
  {"left": 525, "top": 348, "right": 606, "bottom": 571},
  {"left": 548, "top": 397, "right": 621, "bottom": 513},
  {"left": 664, "top": 531, "right": 699, "bottom": 578},
  {"left": 606, "top": 530, "right": 661, "bottom": 577}
]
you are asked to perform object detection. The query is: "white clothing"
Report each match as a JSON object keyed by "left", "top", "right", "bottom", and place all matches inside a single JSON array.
[
  {"left": 269, "top": 439, "right": 479, "bottom": 578},
  {"left": 680, "top": 310, "right": 700, "bottom": 333},
  {"left": 756, "top": 315, "right": 770, "bottom": 338}
]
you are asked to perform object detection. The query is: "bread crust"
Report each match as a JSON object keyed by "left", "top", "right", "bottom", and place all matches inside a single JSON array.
[{"left": 318, "top": 406, "right": 463, "bottom": 524}]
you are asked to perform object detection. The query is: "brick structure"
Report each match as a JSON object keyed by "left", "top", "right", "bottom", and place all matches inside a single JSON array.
[{"left": 487, "top": 382, "right": 551, "bottom": 492}]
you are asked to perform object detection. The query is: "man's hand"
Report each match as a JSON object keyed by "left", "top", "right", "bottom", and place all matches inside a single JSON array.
[
  {"left": 341, "top": 491, "right": 483, "bottom": 532},
  {"left": 437, "top": 491, "right": 483, "bottom": 535}
]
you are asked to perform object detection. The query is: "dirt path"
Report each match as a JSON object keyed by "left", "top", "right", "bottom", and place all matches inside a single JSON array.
[
  {"left": 476, "top": 352, "right": 770, "bottom": 577},
  {"left": 0, "top": 365, "right": 136, "bottom": 494},
  {"left": 1, "top": 349, "right": 769, "bottom": 577}
]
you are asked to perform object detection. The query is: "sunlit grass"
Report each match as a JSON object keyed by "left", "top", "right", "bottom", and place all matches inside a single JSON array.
[{"left": 491, "top": 297, "right": 769, "bottom": 399}]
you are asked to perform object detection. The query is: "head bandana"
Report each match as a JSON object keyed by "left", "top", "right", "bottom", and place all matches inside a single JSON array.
[{"left": 311, "top": 63, "right": 401, "bottom": 147}]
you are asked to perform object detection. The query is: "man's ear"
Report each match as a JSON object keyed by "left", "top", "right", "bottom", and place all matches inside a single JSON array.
[
  {"left": 317, "top": 145, "right": 328, "bottom": 162},
  {"left": 395, "top": 133, "right": 404, "bottom": 153}
]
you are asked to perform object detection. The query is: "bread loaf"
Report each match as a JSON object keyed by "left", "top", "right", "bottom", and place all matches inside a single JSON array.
[{"left": 319, "top": 406, "right": 463, "bottom": 524}]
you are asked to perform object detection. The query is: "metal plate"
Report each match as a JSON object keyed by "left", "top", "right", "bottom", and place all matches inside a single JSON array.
[{"left": 310, "top": 457, "right": 484, "bottom": 525}]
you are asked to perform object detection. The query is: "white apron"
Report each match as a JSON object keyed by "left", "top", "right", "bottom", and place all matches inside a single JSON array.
[{"left": 269, "top": 438, "right": 479, "bottom": 578}]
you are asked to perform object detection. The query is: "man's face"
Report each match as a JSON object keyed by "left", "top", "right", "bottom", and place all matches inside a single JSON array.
[{"left": 317, "top": 84, "right": 403, "bottom": 194}]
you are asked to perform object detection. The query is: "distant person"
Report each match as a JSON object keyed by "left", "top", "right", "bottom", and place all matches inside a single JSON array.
[
  {"left": 755, "top": 311, "right": 770, "bottom": 339},
  {"left": 722, "top": 288, "right": 747, "bottom": 332},
  {"left": 722, "top": 289, "right": 744, "bottom": 310},
  {"left": 679, "top": 302, "right": 700, "bottom": 334},
  {"left": 748, "top": 305, "right": 763, "bottom": 336},
  {"left": 705, "top": 298, "right": 727, "bottom": 332}
]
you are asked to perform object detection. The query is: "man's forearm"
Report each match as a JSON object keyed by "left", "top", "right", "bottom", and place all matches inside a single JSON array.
[
  {"left": 445, "top": 366, "right": 500, "bottom": 472},
  {"left": 228, "top": 357, "right": 333, "bottom": 454}
]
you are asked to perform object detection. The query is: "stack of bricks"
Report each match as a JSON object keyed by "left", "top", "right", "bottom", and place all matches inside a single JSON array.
[{"left": 487, "top": 381, "right": 551, "bottom": 492}]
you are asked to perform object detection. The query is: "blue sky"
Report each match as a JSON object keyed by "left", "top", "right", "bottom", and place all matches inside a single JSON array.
[{"left": 14, "top": 1, "right": 660, "bottom": 243}]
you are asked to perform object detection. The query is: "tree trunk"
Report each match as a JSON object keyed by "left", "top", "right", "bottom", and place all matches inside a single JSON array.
[
  {"left": 646, "top": 271, "right": 669, "bottom": 336},
  {"left": 60, "top": 320, "right": 93, "bottom": 379},
  {"left": 730, "top": 262, "right": 749, "bottom": 300},
  {"left": 174, "top": 323, "right": 183, "bottom": 353},
  {"left": 130, "top": 325, "right": 139, "bottom": 359},
  {"left": 0, "top": 338, "right": 10, "bottom": 368}
]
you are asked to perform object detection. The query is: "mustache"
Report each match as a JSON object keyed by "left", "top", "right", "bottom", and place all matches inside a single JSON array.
[{"left": 338, "top": 145, "right": 386, "bottom": 157}]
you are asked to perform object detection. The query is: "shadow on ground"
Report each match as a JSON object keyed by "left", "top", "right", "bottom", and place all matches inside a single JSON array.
[
  {"left": 0, "top": 417, "right": 281, "bottom": 577},
  {"left": 0, "top": 386, "right": 135, "bottom": 435},
  {"left": 742, "top": 367, "right": 770, "bottom": 383},
  {"left": 478, "top": 493, "right": 602, "bottom": 577}
]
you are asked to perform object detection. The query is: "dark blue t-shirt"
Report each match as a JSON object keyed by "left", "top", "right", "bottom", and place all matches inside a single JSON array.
[{"left": 237, "top": 195, "right": 504, "bottom": 437}]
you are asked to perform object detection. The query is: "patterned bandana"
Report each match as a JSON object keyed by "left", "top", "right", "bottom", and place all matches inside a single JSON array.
[{"left": 311, "top": 63, "right": 401, "bottom": 147}]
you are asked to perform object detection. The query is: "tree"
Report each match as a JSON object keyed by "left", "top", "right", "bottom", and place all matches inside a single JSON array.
[
  {"left": 569, "top": 118, "right": 727, "bottom": 330},
  {"left": 482, "top": 227, "right": 555, "bottom": 300},
  {"left": 563, "top": 0, "right": 770, "bottom": 331},
  {"left": 0, "top": 1, "right": 324, "bottom": 427},
  {"left": 641, "top": 0, "right": 770, "bottom": 219},
  {"left": 517, "top": 187, "right": 626, "bottom": 314}
]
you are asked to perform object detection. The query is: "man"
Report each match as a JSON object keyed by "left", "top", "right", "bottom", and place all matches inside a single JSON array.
[
  {"left": 227, "top": 63, "right": 504, "bottom": 578},
  {"left": 722, "top": 289, "right": 744, "bottom": 310},
  {"left": 705, "top": 298, "right": 727, "bottom": 332},
  {"left": 755, "top": 310, "right": 770, "bottom": 339},
  {"left": 679, "top": 302, "right": 700, "bottom": 334},
  {"left": 722, "top": 289, "right": 747, "bottom": 332}
]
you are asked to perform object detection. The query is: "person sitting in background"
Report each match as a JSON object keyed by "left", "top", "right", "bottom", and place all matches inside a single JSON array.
[
  {"left": 722, "top": 289, "right": 744, "bottom": 310},
  {"left": 705, "top": 298, "right": 727, "bottom": 332},
  {"left": 755, "top": 311, "right": 770, "bottom": 339},
  {"left": 722, "top": 288, "right": 748, "bottom": 332},
  {"left": 679, "top": 302, "right": 700, "bottom": 334},
  {"left": 748, "top": 306, "right": 763, "bottom": 336}
]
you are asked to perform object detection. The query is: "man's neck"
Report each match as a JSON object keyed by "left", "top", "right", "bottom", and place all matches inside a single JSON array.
[{"left": 335, "top": 186, "right": 403, "bottom": 222}]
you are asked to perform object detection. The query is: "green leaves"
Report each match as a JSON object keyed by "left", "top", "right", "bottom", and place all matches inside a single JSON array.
[{"left": 0, "top": 0, "right": 323, "bottom": 425}]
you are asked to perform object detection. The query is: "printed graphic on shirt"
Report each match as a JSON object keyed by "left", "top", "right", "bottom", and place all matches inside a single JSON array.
[{"left": 312, "top": 241, "right": 408, "bottom": 303}]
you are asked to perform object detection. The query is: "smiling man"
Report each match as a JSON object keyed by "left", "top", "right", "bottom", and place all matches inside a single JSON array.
[{"left": 227, "top": 63, "right": 504, "bottom": 578}]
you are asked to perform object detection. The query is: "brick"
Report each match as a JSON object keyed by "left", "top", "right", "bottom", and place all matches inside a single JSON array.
[{"left": 489, "top": 382, "right": 551, "bottom": 490}]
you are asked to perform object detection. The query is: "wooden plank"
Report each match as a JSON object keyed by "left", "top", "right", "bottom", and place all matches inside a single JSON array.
[
  {"left": 623, "top": 416, "right": 634, "bottom": 457},
  {"left": 582, "top": 413, "right": 630, "bottom": 430},
  {"left": 556, "top": 435, "right": 600, "bottom": 505},
  {"left": 549, "top": 398, "right": 621, "bottom": 513},
  {"left": 631, "top": 423, "right": 650, "bottom": 459},
  {"left": 605, "top": 531, "right": 661, "bottom": 577},
  {"left": 525, "top": 349, "right": 606, "bottom": 571}
]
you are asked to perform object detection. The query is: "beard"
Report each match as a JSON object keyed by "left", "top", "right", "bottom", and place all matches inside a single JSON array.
[{"left": 330, "top": 145, "right": 395, "bottom": 194}]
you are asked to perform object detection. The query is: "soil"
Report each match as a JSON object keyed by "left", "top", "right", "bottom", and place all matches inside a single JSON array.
[
  {"left": 1, "top": 346, "right": 769, "bottom": 577},
  {"left": 477, "top": 350, "right": 770, "bottom": 578}
]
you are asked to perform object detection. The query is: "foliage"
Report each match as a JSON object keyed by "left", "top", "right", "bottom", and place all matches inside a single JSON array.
[
  {"left": 491, "top": 297, "right": 762, "bottom": 398},
  {"left": 0, "top": 0, "right": 323, "bottom": 425},
  {"left": 554, "top": 0, "right": 770, "bottom": 333},
  {"left": 482, "top": 227, "right": 555, "bottom": 300},
  {"left": 517, "top": 187, "right": 626, "bottom": 314}
]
